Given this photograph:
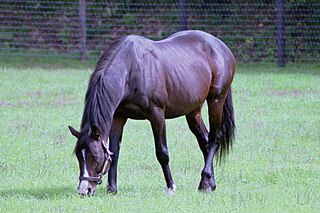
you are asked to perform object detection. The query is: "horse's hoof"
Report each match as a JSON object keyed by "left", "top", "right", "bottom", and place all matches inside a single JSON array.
[
  {"left": 198, "top": 179, "right": 216, "bottom": 193},
  {"left": 198, "top": 185, "right": 216, "bottom": 193},
  {"left": 106, "top": 185, "right": 117, "bottom": 195},
  {"left": 206, "top": 187, "right": 212, "bottom": 193},
  {"left": 166, "top": 184, "right": 176, "bottom": 196}
]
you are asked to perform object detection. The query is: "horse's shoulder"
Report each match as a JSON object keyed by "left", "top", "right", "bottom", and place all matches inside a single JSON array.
[
  {"left": 122, "top": 35, "right": 151, "bottom": 46},
  {"left": 123, "top": 36, "right": 156, "bottom": 61}
]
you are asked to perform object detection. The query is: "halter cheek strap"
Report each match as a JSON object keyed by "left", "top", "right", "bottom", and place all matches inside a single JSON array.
[
  {"left": 78, "top": 139, "right": 113, "bottom": 185},
  {"left": 79, "top": 153, "right": 112, "bottom": 185}
]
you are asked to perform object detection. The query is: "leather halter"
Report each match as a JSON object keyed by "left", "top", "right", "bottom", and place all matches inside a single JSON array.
[{"left": 79, "top": 140, "right": 112, "bottom": 185}]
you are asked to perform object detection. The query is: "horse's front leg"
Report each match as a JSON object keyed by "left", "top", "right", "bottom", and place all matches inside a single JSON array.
[
  {"left": 107, "top": 115, "right": 127, "bottom": 194},
  {"left": 149, "top": 106, "right": 175, "bottom": 195}
]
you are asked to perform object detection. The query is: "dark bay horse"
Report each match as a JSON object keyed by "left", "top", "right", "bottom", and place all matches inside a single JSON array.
[{"left": 69, "top": 30, "right": 235, "bottom": 196}]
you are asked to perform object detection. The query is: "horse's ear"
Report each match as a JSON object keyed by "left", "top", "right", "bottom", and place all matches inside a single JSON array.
[
  {"left": 91, "top": 125, "right": 100, "bottom": 139},
  {"left": 68, "top": 126, "right": 80, "bottom": 139}
]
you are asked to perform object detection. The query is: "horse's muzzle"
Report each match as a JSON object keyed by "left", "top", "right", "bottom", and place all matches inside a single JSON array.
[
  {"left": 78, "top": 182, "right": 96, "bottom": 196},
  {"left": 77, "top": 178, "right": 97, "bottom": 197}
]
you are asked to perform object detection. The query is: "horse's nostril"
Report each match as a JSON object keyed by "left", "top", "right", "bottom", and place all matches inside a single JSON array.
[
  {"left": 77, "top": 185, "right": 95, "bottom": 196},
  {"left": 78, "top": 189, "right": 88, "bottom": 196},
  {"left": 78, "top": 185, "right": 92, "bottom": 196},
  {"left": 87, "top": 186, "right": 96, "bottom": 196}
]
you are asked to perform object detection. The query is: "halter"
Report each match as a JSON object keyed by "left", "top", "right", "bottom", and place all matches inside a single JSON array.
[{"left": 79, "top": 139, "right": 113, "bottom": 185}]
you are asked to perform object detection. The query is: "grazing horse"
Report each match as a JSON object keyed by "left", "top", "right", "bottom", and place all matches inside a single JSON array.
[{"left": 69, "top": 30, "right": 235, "bottom": 196}]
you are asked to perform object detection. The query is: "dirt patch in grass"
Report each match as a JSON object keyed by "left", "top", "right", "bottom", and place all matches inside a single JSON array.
[
  {"left": 272, "top": 90, "right": 303, "bottom": 97},
  {"left": 54, "top": 95, "right": 79, "bottom": 107},
  {"left": 269, "top": 89, "right": 319, "bottom": 97},
  {"left": 0, "top": 91, "right": 43, "bottom": 107},
  {"left": 26, "top": 91, "right": 43, "bottom": 98},
  {"left": 0, "top": 91, "right": 79, "bottom": 108},
  {"left": 0, "top": 100, "right": 31, "bottom": 107}
]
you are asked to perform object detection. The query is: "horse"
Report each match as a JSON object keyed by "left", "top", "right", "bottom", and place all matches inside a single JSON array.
[{"left": 68, "top": 30, "right": 236, "bottom": 196}]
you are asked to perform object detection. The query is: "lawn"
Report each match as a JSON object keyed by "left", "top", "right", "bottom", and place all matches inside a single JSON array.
[{"left": 0, "top": 57, "right": 319, "bottom": 212}]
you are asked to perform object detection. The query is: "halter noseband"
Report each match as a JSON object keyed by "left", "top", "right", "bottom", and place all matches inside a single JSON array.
[{"left": 79, "top": 140, "right": 113, "bottom": 185}]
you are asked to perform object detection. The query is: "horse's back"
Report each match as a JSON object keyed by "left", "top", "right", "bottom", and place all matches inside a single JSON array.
[{"left": 121, "top": 31, "right": 235, "bottom": 119}]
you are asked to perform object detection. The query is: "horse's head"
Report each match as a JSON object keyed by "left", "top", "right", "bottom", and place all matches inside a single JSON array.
[{"left": 68, "top": 125, "right": 112, "bottom": 196}]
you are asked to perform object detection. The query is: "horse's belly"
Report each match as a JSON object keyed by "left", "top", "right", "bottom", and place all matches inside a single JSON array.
[
  {"left": 164, "top": 86, "right": 209, "bottom": 118},
  {"left": 163, "top": 68, "right": 211, "bottom": 118},
  {"left": 118, "top": 89, "right": 207, "bottom": 120},
  {"left": 164, "top": 96, "right": 206, "bottom": 118}
]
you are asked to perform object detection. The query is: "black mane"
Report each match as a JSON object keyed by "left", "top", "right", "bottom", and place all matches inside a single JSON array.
[{"left": 74, "top": 37, "right": 126, "bottom": 154}]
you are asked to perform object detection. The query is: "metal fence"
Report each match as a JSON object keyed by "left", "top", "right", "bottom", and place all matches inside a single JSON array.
[{"left": 1, "top": 0, "right": 319, "bottom": 65}]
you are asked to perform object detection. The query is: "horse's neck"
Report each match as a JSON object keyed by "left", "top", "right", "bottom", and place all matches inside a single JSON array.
[
  {"left": 100, "top": 74, "right": 123, "bottom": 138},
  {"left": 82, "top": 67, "right": 127, "bottom": 140}
]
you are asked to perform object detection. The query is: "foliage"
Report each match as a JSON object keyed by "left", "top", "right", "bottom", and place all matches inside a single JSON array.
[{"left": 0, "top": 1, "right": 320, "bottom": 62}]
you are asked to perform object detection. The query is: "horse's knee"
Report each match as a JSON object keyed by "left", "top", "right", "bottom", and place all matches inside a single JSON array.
[{"left": 156, "top": 149, "right": 169, "bottom": 165}]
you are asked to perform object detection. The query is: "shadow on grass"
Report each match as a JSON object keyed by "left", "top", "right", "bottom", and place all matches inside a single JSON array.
[{"left": 0, "top": 186, "right": 76, "bottom": 200}]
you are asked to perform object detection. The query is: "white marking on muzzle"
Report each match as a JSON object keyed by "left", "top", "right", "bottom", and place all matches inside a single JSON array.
[{"left": 78, "top": 149, "right": 89, "bottom": 193}]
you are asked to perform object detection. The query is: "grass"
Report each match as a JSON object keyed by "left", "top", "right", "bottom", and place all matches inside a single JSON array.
[{"left": 0, "top": 56, "right": 319, "bottom": 212}]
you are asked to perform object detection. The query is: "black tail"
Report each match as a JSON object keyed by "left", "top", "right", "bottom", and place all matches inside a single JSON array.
[{"left": 218, "top": 88, "right": 236, "bottom": 162}]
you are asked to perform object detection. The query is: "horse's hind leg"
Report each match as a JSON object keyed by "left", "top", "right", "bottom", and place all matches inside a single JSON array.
[
  {"left": 186, "top": 106, "right": 209, "bottom": 164},
  {"left": 198, "top": 93, "right": 226, "bottom": 192},
  {"left": 149, "top": 106, "right": 175, "bottom": 195},
  {"left": 186, "top": 107, "right": 216, "bottom": 191}
]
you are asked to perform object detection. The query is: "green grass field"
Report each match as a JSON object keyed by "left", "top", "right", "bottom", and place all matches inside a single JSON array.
[{"left": 0, "top": 57, "right": 319, "bottom": 212}]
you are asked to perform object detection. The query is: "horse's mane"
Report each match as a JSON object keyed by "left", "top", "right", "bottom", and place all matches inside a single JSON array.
[{"left": 74, "top": 37, "right": 126, "bottom": 154}]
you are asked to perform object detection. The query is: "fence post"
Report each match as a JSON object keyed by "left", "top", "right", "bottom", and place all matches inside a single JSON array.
[
  {"left": 179, "top": 0, "right": 188, "bottom": 31},
  {"left": 79, "top": 0, "right": 86, "bottom": 62},
  {"left": 276, "top": 0, "right": 286, "bottom": 67}
]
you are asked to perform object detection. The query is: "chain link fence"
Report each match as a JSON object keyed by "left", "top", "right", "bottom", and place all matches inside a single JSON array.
[{"left": 1, "top": 0, "right": 319, "bottom": 65}]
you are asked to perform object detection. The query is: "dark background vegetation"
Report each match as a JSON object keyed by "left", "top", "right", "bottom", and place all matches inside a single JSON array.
[{"left": 0, "top": 0, "right": 319, "bottom": 63}]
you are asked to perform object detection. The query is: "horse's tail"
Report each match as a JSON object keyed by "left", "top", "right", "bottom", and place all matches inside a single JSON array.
[{"left": 218, "top": 88, "right": 236, "bottom": 163}]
